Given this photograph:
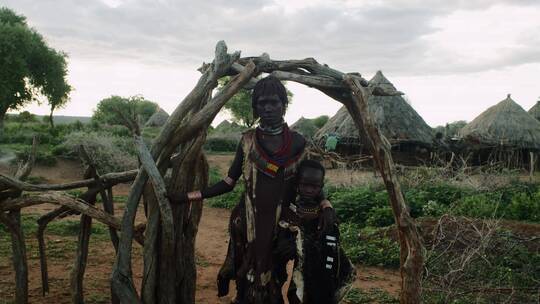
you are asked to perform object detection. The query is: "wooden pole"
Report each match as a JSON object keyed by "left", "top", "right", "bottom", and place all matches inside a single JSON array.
[
  {"left": 344, "top": 75, "right": 424, "bottom": 304},
  {"left": 530, "top": 151, "right": 535, "bottom": 181}
]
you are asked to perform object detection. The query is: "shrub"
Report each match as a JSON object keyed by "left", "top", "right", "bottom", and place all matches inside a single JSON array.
[
  {"left": 204, "top": 137, "right": 238, "bottom": 152},
  {"left": 14, "top": 147, "right": 56, "bottom": 166},
  {"left": 366, "top": 206, "right": 394, "bottom": 227},
  {"left": 340, "top": 223, "right": 400, "bottom": 268},
  {"left": 59, "top": 131, "right": 137, "bottom": 172},
  {"left": 328, "top": 186, "right": 388, "bottom": 226},
  {"left": 506, "top": 191, "right": 540, "bottom": 222}
]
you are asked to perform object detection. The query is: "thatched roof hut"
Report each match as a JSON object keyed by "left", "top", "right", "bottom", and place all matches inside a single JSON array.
[
  {"left": 209, "top": 120, "right": 246, "bottom": 141},
  {"left": 291, "top": 117, "right": 318, "bottom": 138},
  {"left": 314, "top": 71, "right": 434, "bottom": 149},
  {"left": 529, "top": 100, "right": 540, "bottom": 122},
  {"left": 145, "top": 108, "right": 169, "bottom": 127},
  {"left": 459, "top": 95, "right": 540, "bottom": 150}
]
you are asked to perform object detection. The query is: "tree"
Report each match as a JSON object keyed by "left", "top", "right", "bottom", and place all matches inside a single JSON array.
[
  {"left": 0, "top": 7, "right": 71, "bottom": 131},
  {"left": 92, "top": 95, "right": 158, "bottom": 134},
  {"left": 312, "top": 115, "right": 329, "bottom": 128},
  {"left": 218, "top": 77, "right": 293, "bottom": 127}
]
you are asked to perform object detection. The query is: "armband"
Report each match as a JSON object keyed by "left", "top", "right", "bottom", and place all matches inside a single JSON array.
[{"left": 223, "top": 176, "right": 236, "bottom": 187}]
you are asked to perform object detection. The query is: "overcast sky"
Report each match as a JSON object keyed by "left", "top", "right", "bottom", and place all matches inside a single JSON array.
[{"left": 3, "top": 0, "right": 540, "bottom": 127}]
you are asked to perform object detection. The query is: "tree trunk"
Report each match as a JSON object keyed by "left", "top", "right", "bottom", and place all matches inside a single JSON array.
[
  {"left": 49, "top": 107, "right": 55, "bottom": 129},
  {"left": 0, "top": 107, "right": 7, "bottom": 137}
]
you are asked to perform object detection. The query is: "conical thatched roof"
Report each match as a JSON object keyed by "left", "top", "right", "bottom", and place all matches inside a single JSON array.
[
  {"left": 145, "top": 108, "right": 169, "bottom": 127},
  {"left": 291, "top": 117, "right": 318, "bottom": 138},
  {"left": 314, "top": 71, "right": 434, "bottom": 147},
  {"left": 209, "top": 120, "right": 246, "bottom": 141},
  {"left": 459, "top": 95, "right": 540, "bottom": 150},
  {"left": 529, "top": 100, "right": 540, "bottom": 121}
]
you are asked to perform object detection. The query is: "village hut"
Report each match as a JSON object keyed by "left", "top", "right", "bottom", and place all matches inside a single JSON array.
[
  {"left": 529, "top": 100, "right": 540, "bottom": 122},
  {"left": 145, "top": 107, "right": 169, "bottom": 127},
  {"left": 459, "top": 94, "right": 540, "bottom": 170},
  {"left": 314, "top": 71, "right": 434, "bottom": 165},
  {"left": 205, "top": 120, "right": 246, "bottom": 151},
  {"left": 291, "top": 117, "right": 319, "bottom": 139}
]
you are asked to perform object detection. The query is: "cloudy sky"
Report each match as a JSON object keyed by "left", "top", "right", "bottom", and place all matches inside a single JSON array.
[{"left": 3, "top": 0, "right": 540, "bottom": 127}]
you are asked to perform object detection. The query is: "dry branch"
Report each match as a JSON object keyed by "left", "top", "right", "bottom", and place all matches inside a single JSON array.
[
  {"left": 112, "top": 41, "right": 255, "bottom": 303},
  {"left": 0, "top": 169, "right": 137, "bottom": 193},
  {"left": 37, "top": 206, "right": 74, "bottom": 295},
  {"left": 0, "top": 210, "right": 28, "bottom": 304},
  {"left": 135, "top": 135, "right": 177, "bottom": 301},
  {"left": 1, "top": 192, "right": 144, "bottom": 245},
  {"left": 80, "top": 145, "right": 120, "bottom": 251},
  {"left": 344, "top": 75, "right": 424, "bottom": 304}
]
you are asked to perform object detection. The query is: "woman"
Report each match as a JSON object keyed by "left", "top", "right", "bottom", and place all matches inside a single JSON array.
[{"left": 171, "top": 76, "right": 334, "bottom": 304}]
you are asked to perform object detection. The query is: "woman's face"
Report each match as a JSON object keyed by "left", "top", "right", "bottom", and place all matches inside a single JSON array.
[{"left": 255, "top": 94, "right": 284, "bottom": 126}]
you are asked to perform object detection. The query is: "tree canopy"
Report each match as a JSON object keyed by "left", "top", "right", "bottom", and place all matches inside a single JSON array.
[
  {"left": 218, "top": 77, "right": 293, "bottom": 127},
  {"left": 92, "top": 95, "right": 158, "bottom": 133},
  {"left": 312, "top": 115, "right": 329, "bottom": 128},
  {"left": 0, "top": 7, "right": 71, "bottom": 129}
]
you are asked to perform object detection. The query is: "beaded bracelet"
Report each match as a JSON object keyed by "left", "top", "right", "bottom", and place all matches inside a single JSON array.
[{"left": 187, "top": 191, "right": 202, "bottom": 201}]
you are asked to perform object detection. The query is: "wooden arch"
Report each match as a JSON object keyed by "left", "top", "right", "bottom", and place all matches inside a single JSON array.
[{"left": 0, "top": 41, "right": 423, "bottom": 304}]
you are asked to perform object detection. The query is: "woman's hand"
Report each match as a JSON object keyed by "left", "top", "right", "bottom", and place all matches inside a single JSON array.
[{"left": 166, "top": 191, "right": 202, "bottom": 204}]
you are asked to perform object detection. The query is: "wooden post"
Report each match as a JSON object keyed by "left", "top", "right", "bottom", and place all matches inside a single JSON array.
[
  {"left": 344, "top": 75, "right": 424, "bottom": 304},
  {"left": 530, "top": 151, "right": 535, "bottom": 181},
  {"left": 0, "top": 210, "right": 28, "bottom": 304}
]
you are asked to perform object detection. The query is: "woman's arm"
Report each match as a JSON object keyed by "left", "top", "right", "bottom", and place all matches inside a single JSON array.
[{"left": 172, "top": 142, "right": 244, "bottom": 204}]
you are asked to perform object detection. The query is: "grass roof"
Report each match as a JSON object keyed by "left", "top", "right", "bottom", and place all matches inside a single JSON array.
[
  {"left": 460, "top": 95, "right": 540, "bottom": 150},
  {"left": 529, "top": 101, "right": 540, "bottom": 122},
  {"left": 314, "top": 71, "right": 434, "bottom": 147},
  {"left": 145, "top": 108, "right": 169, "bottom": 127}
]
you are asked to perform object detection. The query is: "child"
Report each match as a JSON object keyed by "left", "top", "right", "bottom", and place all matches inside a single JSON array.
[{"left": 274, "top": 160, "right": 356, "bottom": 304}]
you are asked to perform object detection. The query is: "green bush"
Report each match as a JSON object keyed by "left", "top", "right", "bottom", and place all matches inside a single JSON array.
[
  {"left": 506, "top": 191, "right": 540, "bottom": 221},
  {"left": 14, "top": 147, "right": 56, "bottom": 166},
  {"left": 204, "top": 137, "right": 238, "bottom": 152},
  {"left": 454, "top": 194, "right": 502, "bottom": 218},
  {"left": 328, "top": 186, "right": 388, "bottom": 226},
  {"left": 340, "top": 223, "right": 400, "bottom": 268},
  {"left": 58, "top": 131, "right": 137, "bottom": 172},
  {"left": 366, "top": 206, "right": 394, "bottom": 227},
  {"left": 328, "top": 182, "right": 540, "bottom": 227}
]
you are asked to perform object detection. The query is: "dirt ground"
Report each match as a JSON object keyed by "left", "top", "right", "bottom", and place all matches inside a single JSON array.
[{"left": 0, "top": 157, "right": 400, "bottom": 303}]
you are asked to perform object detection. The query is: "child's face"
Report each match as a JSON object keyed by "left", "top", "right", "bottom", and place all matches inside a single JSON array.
[{"left": 298, "top": 167, "right": 324, "bottom": 200}]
